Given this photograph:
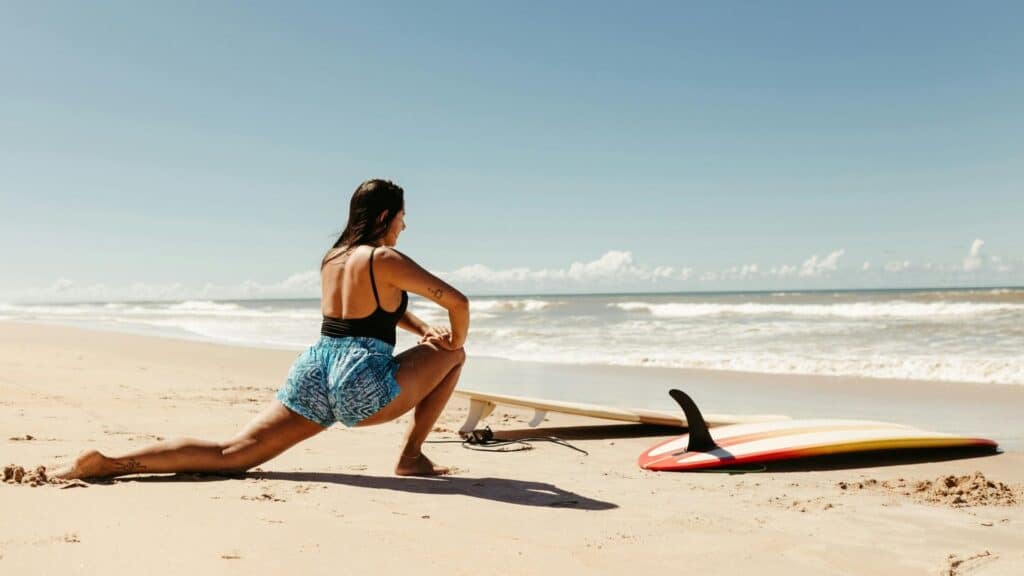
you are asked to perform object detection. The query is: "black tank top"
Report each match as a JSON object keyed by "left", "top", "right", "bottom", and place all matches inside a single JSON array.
[{"left": 321, "top": 247, "right": 408, "bottom": 346}]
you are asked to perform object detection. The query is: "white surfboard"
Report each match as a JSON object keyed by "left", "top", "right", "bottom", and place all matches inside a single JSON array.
[{"left": 453, "top": 388, "right": 789, "bottom": 437}]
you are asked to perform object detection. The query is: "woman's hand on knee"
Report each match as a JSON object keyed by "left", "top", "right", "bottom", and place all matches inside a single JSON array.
[
  {"left": 418, "top": 325, "right": 465, "bottom": 351},
  {"left": 418, "top": 325, "right": 450, "bottom": 346},
  {"left": 432, "top": 333, "right": 464, "bottom": 351}
]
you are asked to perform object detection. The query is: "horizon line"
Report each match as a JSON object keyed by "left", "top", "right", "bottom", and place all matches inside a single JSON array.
[{"left": 7, "top": 283, "right": 1023, "bottom": 306}]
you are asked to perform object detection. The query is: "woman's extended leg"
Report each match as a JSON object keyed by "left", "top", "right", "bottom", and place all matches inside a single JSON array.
[
  {"left": 354, "top": 343, "right": 466, "bottom": 475},
  {"left": 55, "top": 400, "right": 324, "bottom": 479}
]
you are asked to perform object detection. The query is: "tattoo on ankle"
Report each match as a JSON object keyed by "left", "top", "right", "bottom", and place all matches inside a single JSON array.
[{"left": 115, "top": 458, "right": 146, "bottom": 474}]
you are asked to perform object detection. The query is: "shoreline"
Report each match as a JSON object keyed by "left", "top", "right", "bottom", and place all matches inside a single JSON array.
[
  {"left": 2, "top": 321, "right": 1023, "bottom": 574},
  {"left": 463, "top": 356, "right": 1024, "bottom": 449},
  {"left": 4, "top": 319, "right": 1023, "bottom": 450}
]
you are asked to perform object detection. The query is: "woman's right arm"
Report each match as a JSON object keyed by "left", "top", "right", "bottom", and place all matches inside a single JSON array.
[{"left": 376, "top": 248, "right": 470, "bottom": 349}]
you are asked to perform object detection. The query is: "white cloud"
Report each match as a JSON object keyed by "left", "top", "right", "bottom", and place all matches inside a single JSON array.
[
  {"left": 652, "top": 266, "right": 674, "bottom": 279},
  {"left": 446, "top": 264, "right": 532, "bottom": 284},
  {"left": 761, "top": 250, "right": 845, "bottom": 279},
  {"left": 963, "top": 238, "right": 985, "bottom": 271},
  {"left": 720, "top": 264, "right": 759, "bottom": 280},
  {"left": 885, "top": 260, "right": 911, "bottom": 272},
  {"left": 19, "top": 271, "right": 321, "bottom": 303},
  {"left": 652, "top": 266, "right": 693, "bottom": 281},
  {"left": 32, "top": 279, "right": 186, "bottom": 301},
  {"left": 17, "top": 252, "right": 704, "bottom": 302},
  {"left": 449, "top": 251, "right": 733, "bottom": 287},
  {"left": 280, "top": 270, "right": 320, "bottom": 291},
  {"left": 446, "top": 250, "right": 657, "bottom": 286},
  {"left": 567, "top": 250, "right": 639, "bottom": 280},
  {"left": 206, "top": 270, "right": 321, "bottom": 299},
  {"left": 15, "top": 242, "right": 1018, "bottom": 304},
  {"left": 798, "top": 249, "right": 845, "bottom": 277},
  {"left": 768, "top": 264, "right": 798, "bottom": 277}
]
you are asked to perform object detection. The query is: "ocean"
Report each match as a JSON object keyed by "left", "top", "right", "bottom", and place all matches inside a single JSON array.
[{"left": 2, "top": 287, "right": 1022, "bottom": 386}]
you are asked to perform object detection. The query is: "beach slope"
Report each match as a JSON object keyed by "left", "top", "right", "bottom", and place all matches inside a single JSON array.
[{"left": 1, "top": 322, "right": 1022, "bottom": 575}]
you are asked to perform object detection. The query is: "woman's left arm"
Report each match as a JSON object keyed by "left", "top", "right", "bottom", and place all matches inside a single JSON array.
[{"left": 398, "top": 310, "right": 429, "bottom": 338}]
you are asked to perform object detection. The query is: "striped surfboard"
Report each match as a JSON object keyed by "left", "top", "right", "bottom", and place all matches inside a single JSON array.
[{"left": 638, "top": 418, "right": 998, "bottom": 471}]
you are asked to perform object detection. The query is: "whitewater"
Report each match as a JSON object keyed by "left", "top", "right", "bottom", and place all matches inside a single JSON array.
[{"left": 2, "top": 288, "right": 1022, "bottom": 386}]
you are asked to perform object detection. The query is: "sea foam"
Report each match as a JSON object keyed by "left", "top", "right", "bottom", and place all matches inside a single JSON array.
[
  {"left": 4, "top": 289, "right": 1022, "bottom": 386},
  {"left": 610, "top": 300, "right": 1024, "bottom": 319},
  {"left": 472, "top": 299, "right": 561, "bottom": 312}
]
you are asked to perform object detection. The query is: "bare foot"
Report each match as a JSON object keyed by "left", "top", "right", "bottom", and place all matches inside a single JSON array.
[
  {"left": 395, "top": 453, "right": 450, "bottom": 477},
  {"left": 53, "top": 450, "right": 109, "bottom": 480}
]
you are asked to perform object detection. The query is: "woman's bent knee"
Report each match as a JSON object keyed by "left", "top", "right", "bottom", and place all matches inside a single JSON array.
[{"left": 421, "top": 343, "right": 465, "bottom": 368}]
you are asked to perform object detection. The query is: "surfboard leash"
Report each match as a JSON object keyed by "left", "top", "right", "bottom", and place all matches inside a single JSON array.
[{"left": 426, "top": 426, "right": 589, "bottom": 455}]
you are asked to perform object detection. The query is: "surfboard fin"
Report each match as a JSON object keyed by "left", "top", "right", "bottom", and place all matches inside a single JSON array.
[{"left": 669, "top": 389, "right": 719, "bottom": 453}]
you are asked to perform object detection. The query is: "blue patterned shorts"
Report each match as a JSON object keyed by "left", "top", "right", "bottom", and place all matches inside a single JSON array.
[{"left": 276, "top": 336, "right": 402, "bottom": 427}]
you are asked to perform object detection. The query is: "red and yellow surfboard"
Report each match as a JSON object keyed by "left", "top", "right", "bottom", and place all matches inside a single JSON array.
[{"left": 639, "top": 418, "right": 998, "bottom": 471}]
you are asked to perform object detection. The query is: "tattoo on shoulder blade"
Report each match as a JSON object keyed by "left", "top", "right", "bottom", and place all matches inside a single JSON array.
[{"left": 430, "top": 287, "right": 444, "bottom": 300}]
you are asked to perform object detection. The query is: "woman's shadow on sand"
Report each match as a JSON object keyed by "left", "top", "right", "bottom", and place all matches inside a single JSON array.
[{"left": 117, "top": 471, "right": 617, "bottom": 511}]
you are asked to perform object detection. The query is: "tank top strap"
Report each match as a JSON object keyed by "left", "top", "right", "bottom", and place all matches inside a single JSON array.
[{"left": 368, "top": 247, "right": 382, "bottom": 308}]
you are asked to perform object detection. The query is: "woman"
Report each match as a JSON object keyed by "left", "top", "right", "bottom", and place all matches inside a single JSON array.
[{"left": 56, "top": 179, "right": 469, "bottom": 478}]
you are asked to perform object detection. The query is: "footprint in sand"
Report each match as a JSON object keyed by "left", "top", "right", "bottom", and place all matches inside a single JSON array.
[
  {"left": 943, "top": 550, "right": 995, "bottom": 575},
  {"left": 241, "top": 492, "right": 286, "bottom": 502}
]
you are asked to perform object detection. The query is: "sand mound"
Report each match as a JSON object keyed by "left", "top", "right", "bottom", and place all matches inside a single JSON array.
[
  {"left": 3, "top": 464, "right": 87, "bottom": 488},
  {"left": 906, "top": 472, "right": 1019, "bottom": 507},
  {"left": 839, "top": 472, "right": 1019, "bottom": 507},
  {"left": 3, "top": 464, "right": 50, "bottom": 486}
]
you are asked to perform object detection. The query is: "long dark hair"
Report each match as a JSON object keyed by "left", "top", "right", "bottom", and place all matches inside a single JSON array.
[{"left": 322, "top": 179, "right": 405, "bottom": 269}]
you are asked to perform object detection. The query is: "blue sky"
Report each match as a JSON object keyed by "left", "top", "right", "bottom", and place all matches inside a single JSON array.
[{"left": 1, "top": 1, "right": 1022, "bottom": 301}]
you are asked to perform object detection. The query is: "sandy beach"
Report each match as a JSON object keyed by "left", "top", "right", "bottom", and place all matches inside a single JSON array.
[
  {"left": 2, "top": 321, "right": 1022, "bottom": 575},
  {"left": 6, "top": 3, "right": 1022, "bottom": 574}
]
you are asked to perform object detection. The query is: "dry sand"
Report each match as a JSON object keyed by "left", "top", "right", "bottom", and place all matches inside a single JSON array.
[{"left": 2, "top": 321, "right": 1022, "bottom": 575}]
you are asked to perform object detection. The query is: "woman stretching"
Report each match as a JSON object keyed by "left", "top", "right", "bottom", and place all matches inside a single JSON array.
[{"left": 57, "top": 179, "right": 469, "bottom": 478}]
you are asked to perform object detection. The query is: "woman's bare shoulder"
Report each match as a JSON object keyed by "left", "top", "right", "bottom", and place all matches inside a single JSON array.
[
  {"left": 324, "top": 245, "right": 380, "bottom": 274},
  {"left": 375, "top": 246, "right": 414, "bottom": 264},
  {"left": 374, "top": 247, "right": 426, "bottom": 280}
]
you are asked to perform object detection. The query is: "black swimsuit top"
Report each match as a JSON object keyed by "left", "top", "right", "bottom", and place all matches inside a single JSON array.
[{"left": 321, "top": 247, "right": 408, "bottom": 346}]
